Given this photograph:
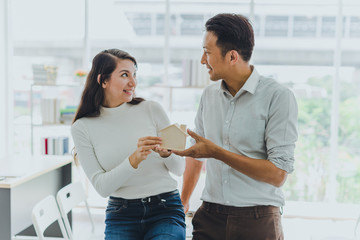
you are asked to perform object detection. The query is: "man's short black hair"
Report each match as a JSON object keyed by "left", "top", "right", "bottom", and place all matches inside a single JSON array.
[{"left": 205, "top": 13, "right": 254, "bottom": 62}]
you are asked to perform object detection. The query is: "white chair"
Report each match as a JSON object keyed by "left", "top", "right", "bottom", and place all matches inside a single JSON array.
[
  {"left": 56, "top": 182, "right": 95, "bottom": 240},
  {"left": 31, "top": 195, "right": 69, "bottom": 240}
]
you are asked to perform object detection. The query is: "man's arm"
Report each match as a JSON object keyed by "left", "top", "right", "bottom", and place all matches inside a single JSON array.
[
  {"left": 181, "top": 157, "right": 203, "bottom": 213},
  {"left": 213, "top": 145, "right": 287, "bottom": 187},
  {"left": 172, "top": 129, "right": 287, "bottom": 187}
]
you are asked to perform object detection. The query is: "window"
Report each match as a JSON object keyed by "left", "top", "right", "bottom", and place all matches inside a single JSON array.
[
  {"left": 126, "top": 13, "right": 152, "bottom": 36},
  {"left": 252, "top": 15, "right": 261, "bottom": 36},
  {"left": 321, "top": 16, "right": 346, "bottom": 38},
  {"left": 265, "top": 16, "right": 289, "bottom": 37},
  {"left": 180, "top": 14, "right": 204, "bottom": 35},
  {"left": 321, "top": 16, "right": 336, "bottom": 37},
  {"left": 293, "top": 16, "right": 317, "bottom": 37},
  {"left": 155, "top": 14, "right": 177, "bottom": 35},
  {"left": 12, "top": 0, "right": 84, "bottom": 41},
  {"left": 349, "top": 16, "right": 360, "bottom": 37}
]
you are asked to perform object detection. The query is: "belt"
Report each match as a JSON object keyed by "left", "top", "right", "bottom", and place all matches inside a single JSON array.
[
  {"left": 109, "top": 189, "right": 178, "bottom": 204},
  {"left": 202, "top": 201, "right": 280, "bottom": 216}
]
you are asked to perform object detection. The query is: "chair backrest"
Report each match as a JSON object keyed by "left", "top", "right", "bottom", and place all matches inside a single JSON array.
[
  {"left": 56, "top": 182, "right": 95, "bottom": 240},
  {"left": 32, "top": 195, "right": 69, "bottom": 240}
]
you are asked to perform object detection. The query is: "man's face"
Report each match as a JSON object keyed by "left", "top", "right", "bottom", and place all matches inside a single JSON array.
[{"left": 201, "top": 31, "right": 227, "bottom": 81}]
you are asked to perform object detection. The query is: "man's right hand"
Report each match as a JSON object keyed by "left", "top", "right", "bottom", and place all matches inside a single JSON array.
[
  {"left": 181, "top": 198, "right": 190, "bottom": 214},
  {"left": 181, "top": 157, "right": 204, "bottom": 214}
]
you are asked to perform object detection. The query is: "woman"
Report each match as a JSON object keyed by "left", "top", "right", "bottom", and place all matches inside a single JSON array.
[{"left": 71, "top": 49, "right": 186, "bottom": 239}]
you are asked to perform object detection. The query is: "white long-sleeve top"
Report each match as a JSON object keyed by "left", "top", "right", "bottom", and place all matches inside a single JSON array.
[{"left": 71, "top": 100, "right": 185, "bottom": 199}]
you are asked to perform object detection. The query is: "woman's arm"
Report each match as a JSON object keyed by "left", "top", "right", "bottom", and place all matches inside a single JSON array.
[{"left": 71, "top": 120, "right": 160, "bottom": 197}]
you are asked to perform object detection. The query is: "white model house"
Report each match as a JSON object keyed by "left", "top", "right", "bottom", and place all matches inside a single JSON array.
[{"left": 158, "top": 124, "right": 188, "bottom": 151}]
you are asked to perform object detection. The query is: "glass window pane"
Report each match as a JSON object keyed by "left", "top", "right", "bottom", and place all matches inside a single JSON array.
[
  {"left": 126, "top": 13, "right": 152, "bottom": 36},
  {"left": 156, "top": 14, "right": 177, "bottom": 35},
  {"left": 337, "top": 67, "right": 360, "bottom": 202},
  {"left": 321, "top": 16, "right": 346, "bottom": 38},
  {"left": 252, "top": 15, "right": 261, "bottom": 37},
  {"left": 180, "top": 14, "right": 204, "bottom": 35},
  {"left": 12, "top": 0, "right": 84, "bottom": 41},
  {"left": 265, "top": 16, "right": 289, "bottom": 37},
  {"left": 350, "top": 16, "right": 360, "bottom": 38},
  {"left": 321, "top": 16, "right": 336, "bottom": 37},
  {"left": 293, "top": 16, "right": 317, "bottom": 37}
]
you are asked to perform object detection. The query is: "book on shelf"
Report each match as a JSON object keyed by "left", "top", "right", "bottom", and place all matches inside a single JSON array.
[
  {"left": 40, "top": 100, "right": 77, "bottom": 125},
  {"left": 41, "top": 137, "right": 69, "bottom": 155},
  {"left": 32, "top": 64, "right": 58, "bottom": 85},
  {"left": 40, "top": 98, "right": 62, "bottom": 124},
  {"left": 59, "top": 106, "right": 77, "bottom": 124}
]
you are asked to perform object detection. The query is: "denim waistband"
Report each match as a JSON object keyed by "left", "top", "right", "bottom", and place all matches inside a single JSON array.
[
  {"left": 109, "top": 189, "right": 179, "bottom": 204},
  {"left": 202, "top": 201, "right": 280, "bottom": 216}
]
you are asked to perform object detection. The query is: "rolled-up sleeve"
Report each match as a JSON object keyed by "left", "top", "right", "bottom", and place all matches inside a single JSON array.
[{"left": 266, "top": 89, "right": 298, "bottom": 173}]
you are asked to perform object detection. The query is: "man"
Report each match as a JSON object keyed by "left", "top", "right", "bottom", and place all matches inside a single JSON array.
[{"left": 172, "top": 13, "right": 298, "bottom": 240}]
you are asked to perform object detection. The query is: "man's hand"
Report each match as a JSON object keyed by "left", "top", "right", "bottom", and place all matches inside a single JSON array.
[
  {"left": 181, "top": 157, "right": 204, "bottom": 214},
  {"left": 181, "top": 198, "right": 190, "bottom": 214},
  {"left": 171, "top": 129, "right": 219, "bottom": 158}
]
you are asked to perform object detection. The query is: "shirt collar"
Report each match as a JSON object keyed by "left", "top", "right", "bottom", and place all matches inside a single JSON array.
[
  {"left": 219, "top": 65, "right": 260, "bottom": 96},
  {"left": 242, "top": 66, "right": 260, "bottom": 95}
]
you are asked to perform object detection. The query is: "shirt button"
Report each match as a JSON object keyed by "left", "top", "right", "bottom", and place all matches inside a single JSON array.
[
  {"left": 225, "top": 120, "right": 229, "bottom": 124},
  {"left": 231, "top": 102, "right": 234, "bottom": 105},
  {"left": 224, "top": 180, "right": 228, "bottom": 184},
  {"left": 226, "top": 201, "right": 230, "bottom": 204}
]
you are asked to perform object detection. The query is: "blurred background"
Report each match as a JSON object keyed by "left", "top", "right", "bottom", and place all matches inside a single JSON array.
[{"left": 1, "top": 0, "right": 360, "bottom": 239}]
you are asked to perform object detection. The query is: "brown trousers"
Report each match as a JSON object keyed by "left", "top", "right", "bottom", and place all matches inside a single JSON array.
[{"left": 192, "top": 201, "right": 284, "bottom": 240}]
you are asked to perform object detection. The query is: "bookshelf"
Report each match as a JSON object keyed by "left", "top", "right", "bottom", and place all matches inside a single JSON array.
[{"left": 30, "top": 83, "right": 82, "bottom": 155}]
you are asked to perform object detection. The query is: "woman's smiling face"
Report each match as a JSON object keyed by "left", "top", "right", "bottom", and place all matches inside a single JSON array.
[{"left": 102, "top": 59, "right": 137, "bottom": 108}]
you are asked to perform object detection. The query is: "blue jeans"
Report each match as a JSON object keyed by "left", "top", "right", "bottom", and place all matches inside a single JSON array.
[{"left": 104, "top": 189, "right": 186, "bottom": 240}]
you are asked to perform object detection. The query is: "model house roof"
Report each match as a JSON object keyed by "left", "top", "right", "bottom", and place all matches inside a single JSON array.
[{"left": 159, "top": 123, "right": 188, "bottom": 136}]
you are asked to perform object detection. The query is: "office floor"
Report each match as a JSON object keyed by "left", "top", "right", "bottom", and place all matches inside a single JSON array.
[{"left": 72, "top": 207, "right": 358, "bottom": 240}]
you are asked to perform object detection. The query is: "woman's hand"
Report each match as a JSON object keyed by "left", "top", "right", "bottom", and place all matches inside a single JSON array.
[
  {"left": 153, "top": 146, "right": 172, "bottom": 158},
  {"left": 129, "top": 136, "right": 162, "bottom": 168}
]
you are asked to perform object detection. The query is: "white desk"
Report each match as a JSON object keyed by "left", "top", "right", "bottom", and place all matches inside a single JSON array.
[{"left": 0, "top": 156, "right": 72, "bottom": 240}]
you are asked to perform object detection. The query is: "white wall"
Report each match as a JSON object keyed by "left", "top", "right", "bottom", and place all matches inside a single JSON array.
[
  {"left": 0, "top": 0, "right": 7, "bottom": 158},
  {"left": 0, "top": 0, "right": 12, "bottom": 158}
]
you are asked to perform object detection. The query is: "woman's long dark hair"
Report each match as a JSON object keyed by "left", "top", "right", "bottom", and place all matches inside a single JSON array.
[{"left": 73, "top": 49, "right": 144, "bottom": 123}]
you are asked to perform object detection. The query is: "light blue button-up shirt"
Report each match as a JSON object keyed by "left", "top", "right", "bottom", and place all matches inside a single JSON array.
[{"left": 192, "top": 67, "right": 298, "bottom": 207}]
